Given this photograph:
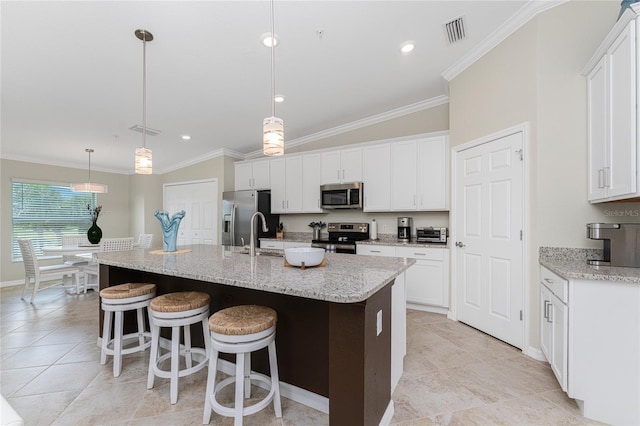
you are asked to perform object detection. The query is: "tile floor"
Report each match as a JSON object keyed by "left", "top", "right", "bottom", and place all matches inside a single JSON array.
[{"left": 0, "top": 284, "right": 605, "bottom": 425}]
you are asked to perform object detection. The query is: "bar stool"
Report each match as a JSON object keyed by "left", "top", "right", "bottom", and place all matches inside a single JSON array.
[
  {"left": 203, "top": 305, "right": 282, "bottom": 426},
  {"left": 147, "top": 291, "right": 211, "bottom": 404},
  {"left": 100, "top": 282, "right": 156, "bottom": 377}
]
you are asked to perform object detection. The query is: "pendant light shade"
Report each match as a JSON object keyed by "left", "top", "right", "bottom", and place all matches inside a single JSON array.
[
  {"left": 71, "top": 148, "right": 108, "bottom": 193},
  {"left": 134, "top": 29, "right": 153, "bottom": 174},
  {"left": 263, "top": 0, "right": 284, "bottom": 156}
]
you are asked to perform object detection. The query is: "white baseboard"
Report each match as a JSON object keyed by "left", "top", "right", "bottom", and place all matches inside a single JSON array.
[
  {"left": 406, "top": 302, "right": 449, "bottom": 315},
  {"left": 523, "top": 345, "right": 546, "bottom": 362},
  {"left": 379, "top": 400, "right": 395, "bottom": 426}
]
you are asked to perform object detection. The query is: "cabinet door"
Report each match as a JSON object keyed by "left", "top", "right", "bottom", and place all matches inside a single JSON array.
[
  {"left": 341, "top": 147, "right": 363, "bottom": 182},
  {"left": 285, "top": 156, "right": 303, "bottom": 213},
  {"left": 607, "top": 20, "right": 637, "bottom": 199},
  {"left": 550, "top": 297, "right": 568, "bottom": 392},
  {"left": 405, "top": 260, "right": 446, "bottom": 307},
  {"left": 587, "top": 56, "right": 608, "bottom": 201},
  {"left": 363, "top": 144, "right": 391, "bottom": 211},
  {"left": 356, "top": 245, "right": 396, "bottom": 256},
  {"left": 302, "top": 154, "right": 323, "bottom": 212},
  {"left": 540, "top": 284, "right": 553, "bottom": 363},
  {"left": 252, "top": 159, "right": 271, "bottom": 189},
  {"left": 235, "top": 162, "right": 254, "bottom": 190},
  {"left": 320, "top": 151, "right": 342, "bottom": 184},
  {"left": 269, "top": 158, "right": 286, "bottom": 213},
  {"left": 417, "top": 137, "right": 448, "bottom": 210},
  {"left": 391, "top": 141, "right": 417, "bottom": 210}
]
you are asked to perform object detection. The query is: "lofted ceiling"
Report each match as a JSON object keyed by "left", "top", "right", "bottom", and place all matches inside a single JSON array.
[{"left": 1, "top": 0, "right": 542, "bottom": 174}]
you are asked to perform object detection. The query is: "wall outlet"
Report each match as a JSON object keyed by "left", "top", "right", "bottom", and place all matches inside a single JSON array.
[{"left": 376, "top": 309, "right": 382, "bottom": 336}]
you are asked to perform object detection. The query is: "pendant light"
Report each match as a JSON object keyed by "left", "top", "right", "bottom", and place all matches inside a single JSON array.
[
  {"left": 134, "top": 29, "right": 153, "bottom": 174},
  {"left": 263, "top": 0, "right": 284, "bottom": 156},
  {"left": 71, "top": 149, "right": 108, "bottom": 193}
]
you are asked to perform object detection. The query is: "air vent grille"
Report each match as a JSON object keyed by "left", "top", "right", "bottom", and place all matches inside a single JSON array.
[
  {"left": 128, "top": 125, "right": 161, "bottom": 136},
  {"left": 443, "top": 15, "right": 467, "bottom": 45}
]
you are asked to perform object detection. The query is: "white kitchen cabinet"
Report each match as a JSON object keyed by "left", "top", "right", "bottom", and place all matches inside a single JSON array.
[
  {"left": 363, "top": 144, "right": 391, "bottom": 211},
  {"left": 260, "top": 239, "right": 283, "bottom": 249},
  {"left": 270, "top": 156, "right": 303, "bottom": 214},
  {"left": 397, "top": 246, "right": 449, "bottom": 308},
  {"left": 301, "top": 153, "right": 323, "bottom": 213},
  {"left": 390, "top": 141, "right": 417, "bottom": 210},
  {"left": 235, "top": 159, "right": 270, "bottom": 191},
  {"left": 585, "top": 10, "right": 639, "bottom": 202},
  {"left": 539, "top": 267, "right": 568, "bottom": 392},
  {"left": 320, "top": 147, "right": 362, "bottom": 184},
  {"left": 356, "top": 244, "right": 396, "bottom": 257}
]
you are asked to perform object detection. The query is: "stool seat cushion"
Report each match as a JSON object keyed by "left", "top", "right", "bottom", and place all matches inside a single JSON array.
[
  {"left": 150, "top": 291, "right": 210, "bottom": 313},
  {"left": 100, "top": 283, "right": 156, "bottom": 299},
  {"left": 209, "top": 305, "right": 277, "bottom": 335}
]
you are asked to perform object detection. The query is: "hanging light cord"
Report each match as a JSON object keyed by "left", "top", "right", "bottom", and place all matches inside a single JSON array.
[
  {"left": 87, "top": 149, "right": 92, "bottom": 184},
  {"left": 142, "top": 31, "right": 148, "bottom": 149},
  {"left": 270, "top": 0, "right": 276, "bottom": 117}
]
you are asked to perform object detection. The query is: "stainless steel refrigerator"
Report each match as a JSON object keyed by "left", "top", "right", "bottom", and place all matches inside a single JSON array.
[{"left": 221, "top": 190, "right": 279, "bottom": 247}]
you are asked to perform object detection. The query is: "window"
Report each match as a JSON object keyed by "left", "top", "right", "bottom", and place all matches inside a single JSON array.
[{"left": 12, "top": 179, "right": 96, "bottom": 259}]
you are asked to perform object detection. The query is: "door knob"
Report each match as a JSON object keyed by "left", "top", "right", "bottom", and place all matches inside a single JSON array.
[{"left": 455, "top": 241, "right": 465, "bottom": 248}]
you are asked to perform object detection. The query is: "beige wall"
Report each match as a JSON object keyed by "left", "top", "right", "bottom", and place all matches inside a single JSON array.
[
  {"left": 1, "top": 159, "right": 131, "bottom": 282},
  {"left": 448, "top": 0, "right": 622, "bottom": 351},
  {"left": 129, "top": 173, "right": 163, "bottom": 248}
]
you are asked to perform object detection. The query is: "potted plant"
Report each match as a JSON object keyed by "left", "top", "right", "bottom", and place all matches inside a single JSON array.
[{"left": 308, "top": 221, "right": 326, "bottom": 240}]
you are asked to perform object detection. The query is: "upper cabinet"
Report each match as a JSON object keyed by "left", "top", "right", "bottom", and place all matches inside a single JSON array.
[
  {"left": 584, "top": 8, "right": 639, "bottom": 203},
  {"left": 235, "top": 159, "right": 270, "bottom": 191},
  {"left": 301, "top": 153, "right": 323, "bottom": 213},
  {"left": 320, "top": 147, "right": 363, "bottom": 184},
  {"left": 270, "top": 156, "right": 303, "bottom": 214},
  {"left": 363, "top": 144, "right": 391, "bottom": 211}
]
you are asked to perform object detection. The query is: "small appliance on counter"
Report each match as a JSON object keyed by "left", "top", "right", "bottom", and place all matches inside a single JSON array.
[
  {"left": 586, "top": 223, "right": 640, "bottom": 267},
  {"left": 416, "top": 227, "right": 448, "bottom": 244},
  {"left": 397, "top": 217, "right": 412, "bottom": 242}
]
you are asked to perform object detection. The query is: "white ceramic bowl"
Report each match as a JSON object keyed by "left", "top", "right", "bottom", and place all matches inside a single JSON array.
[{"left": 284, "top": 247, "right": 325, "bottom": 267}]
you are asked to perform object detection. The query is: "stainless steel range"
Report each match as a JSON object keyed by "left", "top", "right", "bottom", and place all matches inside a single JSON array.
[{"left": 311, "top": 222, "right": 369, "bottom": 254}]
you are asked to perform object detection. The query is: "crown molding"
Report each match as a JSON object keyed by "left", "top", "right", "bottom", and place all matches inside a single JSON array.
[
  {"left": 156, "top": 148, "right": 245, "bottom": 174},
  {"left": 0, "top": 153, "right": 129, "bottom": 174},
  {"left": 442, "top": 0, "right": 568, "bottom": 82},
  {"left": 244, "top": 95, "right": 449, "bottom": 160}
]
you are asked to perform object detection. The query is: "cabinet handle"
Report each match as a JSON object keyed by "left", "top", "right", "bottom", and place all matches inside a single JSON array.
[
  {"left": 413, "top": 252, "right": 426, "bottom": 256},
  {"left": 337, "top": 170, "right": 340, "bottom": 181},
  {"left": 287, "top": 200, "right": 289, "bottom": 208},
  {"left": 604, "top": 166, "right": 610, "bottom": 188},
  {"left": 543, "top": 278, "right": 554, "bottom": 284},
  {"left": 545, "top": 301, "right": 553, "bottom": 323},
  {"left": 282, "top": 200, "right": 285, "bottom": 209},
  {"left": 598, "top": 169, "right": 604, "bottom": 189},
  {"left": 371, "top": 250, "right": 381, "bottom": 253},
  {"left": 342, "top": 169, "right": 345, "bottom": 180},
  {"left": 543, "top": 300, "right": 549, "bottom": 319}
]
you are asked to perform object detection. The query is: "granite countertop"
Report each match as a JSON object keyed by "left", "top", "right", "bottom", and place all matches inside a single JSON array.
[
  {"left": 261, "top": 233, "right": 449, "bottom": 249},
  {"left": 97, "top": 244, "right": 415, "bottom": 303},
  {"left": 539, "top": 247, "right": 640, "bottom": 284}
]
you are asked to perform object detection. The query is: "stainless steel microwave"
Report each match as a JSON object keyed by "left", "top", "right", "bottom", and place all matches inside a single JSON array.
[{"left": 320, "top": 182, "right": 363, "bottom": 209}]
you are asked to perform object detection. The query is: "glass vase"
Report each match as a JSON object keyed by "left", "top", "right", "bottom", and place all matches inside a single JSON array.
[
  {"left": 154, "top": 210, "right": 186, "bottom": 252},
  {"left": 87, "top": 220, "right": 102, "bottom": 244}
]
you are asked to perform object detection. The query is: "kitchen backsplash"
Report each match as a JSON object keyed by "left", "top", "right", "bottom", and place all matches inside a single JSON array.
[{"left": 280, "top": 210, "right": 449, "bottom": 235}]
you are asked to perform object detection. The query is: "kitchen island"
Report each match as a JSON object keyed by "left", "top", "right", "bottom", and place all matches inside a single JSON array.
[{"left": 97, "top": 244, "right": 414, "bottom": 425}]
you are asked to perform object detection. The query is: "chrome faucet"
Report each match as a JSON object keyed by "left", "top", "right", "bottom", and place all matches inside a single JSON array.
[{"left": 250, "top": 211, "right": 269, "bottom": 257}]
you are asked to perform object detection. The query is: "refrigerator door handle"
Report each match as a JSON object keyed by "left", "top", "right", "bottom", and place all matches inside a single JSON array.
[{"left": 231, "top": 203, "right": 237, "bottom": 246}]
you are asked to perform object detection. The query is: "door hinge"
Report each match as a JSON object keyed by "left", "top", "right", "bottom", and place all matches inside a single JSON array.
[
  {"left": 520, "top": 310, "right": 523, "bottom": 321},
  {"left": 515, "top": 149, "right": 523, "bottom": 161},
  {"left": 520, "top": 230, "right": 523, "bottom": 240}
]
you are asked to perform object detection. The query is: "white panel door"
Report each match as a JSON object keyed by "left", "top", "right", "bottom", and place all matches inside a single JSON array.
[
  {"left": 455, "top": 132, "right": 523, "bottom": 348},
  {"left": 164, "top": 180, "right": 218, "bottom": 246}
]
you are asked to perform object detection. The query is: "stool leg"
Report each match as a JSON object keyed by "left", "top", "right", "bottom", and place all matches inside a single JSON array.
[
  {"left": 184, "top": 324, "right": 193, "bottom": 369},
  {"left": 147, "top": 319, "right": 160, "bottom": 390},
  {"left": 244, "top": 353, "right": 251, "bottom": 399},
  {"left": 101, "top": 310, "right": 112, "bottom": 365},
  {"left": 268, "top": 340, "right": 282, "bottom": 418},
  {"left": 203, "top": 346, "right": 218, "bottom": 425},
  {"left": 170, "top": 325, "right": 180, "bottom": 404},
  {"left": 136, "top": 307, "right": 145, "bottom": 347},
  {"left": 234, "top": 353, "right": 245, "bottom": 426},
  {"left": 113, "top": 310, "right": 123, "bottom": 377}
]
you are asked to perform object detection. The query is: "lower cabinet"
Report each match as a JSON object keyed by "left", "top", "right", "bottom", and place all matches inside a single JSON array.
[
  {"left": 259, "top": 240, "right": 311, "bottom": 249},
  {"left": 539, "top": 270, "right": 568, "bottom": 392},
  {"left": 357, "top": 244, "right": 450, "bottom": 309}
]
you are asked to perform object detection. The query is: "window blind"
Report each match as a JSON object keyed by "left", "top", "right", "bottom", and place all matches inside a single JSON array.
[{"left": 11, "top": 180, "right": 96, "bottom": 259}]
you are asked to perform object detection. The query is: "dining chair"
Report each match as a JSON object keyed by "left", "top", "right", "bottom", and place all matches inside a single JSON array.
[
  {"left": 138, "top": 233, "right": 153, "bottom": 249},
  {"left": 84, "top": 237, "right": 135, "bottom": 290},
  {"left": 18, "top": 239, "right": 81, "bottom": 304}
]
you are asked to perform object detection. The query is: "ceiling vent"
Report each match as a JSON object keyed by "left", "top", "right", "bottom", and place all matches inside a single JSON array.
[
  {"left": 443, "top": 15, "right": 467, "bottom": 45},
  {"left": 128, "top": 125, "right": 161, "bottom": 136}
]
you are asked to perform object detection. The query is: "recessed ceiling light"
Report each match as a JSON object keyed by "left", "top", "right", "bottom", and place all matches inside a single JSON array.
[
  {"left": 400, "top": 41, "right": 415, "bottom": 54},
  {"left": 274, "top": 94, "right": 285, "bottom": 103},
  {"left": 261, "top": 33, "right": 278, "bottom": 47},
  {"left": 181, "top": 135, "right": 191, "bottom": 140}
]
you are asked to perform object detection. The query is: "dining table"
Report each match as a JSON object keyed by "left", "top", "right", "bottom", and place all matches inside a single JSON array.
[{"left": 42, "top": 244, "right": 101, "bottom": 256}]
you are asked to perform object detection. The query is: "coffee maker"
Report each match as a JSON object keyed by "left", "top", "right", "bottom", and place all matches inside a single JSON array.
[{"left": 397, "top": 217, "right": 413, "bottom": 242}]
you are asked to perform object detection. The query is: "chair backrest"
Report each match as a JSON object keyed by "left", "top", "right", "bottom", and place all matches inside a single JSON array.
[
  {"left": 18, "top": 239, "right": 39, "bottom": 278},
  {"left": 62, "top": 234, "right": 90, "bottom": 246},
  {"left": 137, "top": 234, "right": 153, "bottom": 249},
  {"left": 100, "top": 237, "right": 134, "bottom": 252}
]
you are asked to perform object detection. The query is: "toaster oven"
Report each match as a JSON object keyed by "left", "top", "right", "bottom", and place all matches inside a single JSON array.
[{"left": 416, "top": 227, "right": 447, "bottom": 243}]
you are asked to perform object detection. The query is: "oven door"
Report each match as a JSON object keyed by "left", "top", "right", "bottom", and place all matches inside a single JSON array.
[{"left": 311, "top": 241, "right": 356, "bottom": 254}]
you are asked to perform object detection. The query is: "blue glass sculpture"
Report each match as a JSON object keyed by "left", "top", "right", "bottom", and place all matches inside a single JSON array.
[{"left": 154, "top": 210, "right": 186, "bottom": 252}]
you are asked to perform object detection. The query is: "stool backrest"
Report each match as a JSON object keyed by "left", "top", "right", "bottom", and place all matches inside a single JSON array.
[
  {"left": 100, "top": 237, "right": 134, "bottom": 252},
  {"left": 137, "top": 233, "right": 153, "bottom": 249},
  {"left": 18, "top": 239, "right": 39, "bottom": 279}
]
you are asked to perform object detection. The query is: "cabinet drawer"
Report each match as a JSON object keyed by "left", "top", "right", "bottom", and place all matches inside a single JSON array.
[
  {"left": 260, "top": 240, "right": 284, "bottom": 249},
  {"left": 540, "top": 266, "right": 568, "bottom": 303},
  {"left": 283, "top": 241, "right": 311, "bottom": 248},
  {"left": 397, "top": 246, "right": 445, "bottom": 261},
  {"left": 357, "top": 245, "right": 396, "bottom": 257}
]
